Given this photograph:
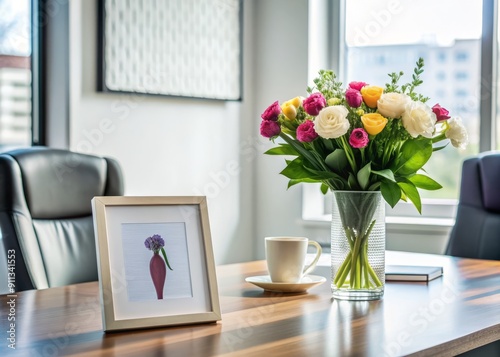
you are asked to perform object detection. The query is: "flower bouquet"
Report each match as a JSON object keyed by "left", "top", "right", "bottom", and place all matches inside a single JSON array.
[{"left": 259, "top": 58, "right": 467, "bottom": 299}]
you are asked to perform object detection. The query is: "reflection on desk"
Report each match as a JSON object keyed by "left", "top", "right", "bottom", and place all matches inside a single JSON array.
[{"left": 1, "top": 251, "right": 500, "bottom": 356}]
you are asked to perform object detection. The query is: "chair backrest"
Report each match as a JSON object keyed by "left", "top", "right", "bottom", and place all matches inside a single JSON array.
[
  {"left": 0, "top": 147, "right": 124, "bottom": 291},
  {"left": 446, "top": 151, "right": 500, "bottom": 260}
]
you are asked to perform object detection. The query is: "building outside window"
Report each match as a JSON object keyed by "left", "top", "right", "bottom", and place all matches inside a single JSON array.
[{"left": 0, "top": 0, "right": 31, "bottom": 150}]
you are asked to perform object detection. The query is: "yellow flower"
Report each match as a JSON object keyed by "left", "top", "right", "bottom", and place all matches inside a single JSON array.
[
  {"left": 356, "top": 109, "right": 365, "bottom": 116},
  {"left": 281, "top": 102, "right": 297, "bottom": 119},
  {"left": 282, "top": 96, "right": 303, "bottom": 109},
  {"left": 361, "top": 113, "right": 388, "bottom": 135},
  {"left": 360, "top": 86, "right": 384, "bottom": 108},
  {"left": 288, "top": 96, "right": 303, "bottom": 108},
  {"left": 281, "top": 97, "right": 303, "bottom": 119}
]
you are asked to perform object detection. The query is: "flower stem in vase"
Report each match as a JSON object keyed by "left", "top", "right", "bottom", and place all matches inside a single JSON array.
[{"left": 331, "top": 191, "right": 385, "bottom": 300}]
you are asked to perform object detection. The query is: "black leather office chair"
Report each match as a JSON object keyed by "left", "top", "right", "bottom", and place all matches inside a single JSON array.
[
  {"left": 0, "top": 147, "right": 124, "bottom": 291},
  {"left": 446, "top": 151, "right": 500, "bottom": 260}
]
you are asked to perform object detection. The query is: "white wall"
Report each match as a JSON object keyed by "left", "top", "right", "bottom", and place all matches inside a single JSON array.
[
  {"left": 253, "top": 0, "right": 313, "bottom": 258},
  {"left": 69, "top": 0, "right": 257, "bottom": 264}
]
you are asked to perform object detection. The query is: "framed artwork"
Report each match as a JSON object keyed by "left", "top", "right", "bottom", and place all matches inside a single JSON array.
[
  {"left": 91, "top": 196, "right": 221, "bottom": 331},
  {"left": 97, "top": 0, "right": 242, "bottom": 101}
]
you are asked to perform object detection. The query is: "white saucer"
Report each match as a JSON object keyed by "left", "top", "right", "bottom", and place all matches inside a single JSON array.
[{"left": 245, "top": 275, "right": 326, "bottom": 293}]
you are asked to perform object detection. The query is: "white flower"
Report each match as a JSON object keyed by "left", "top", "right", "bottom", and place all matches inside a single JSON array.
[
  {"left": 377, "top": 92, "right": 409, "bottom": 118},
  {"left": 446, "top": 117, "right": 468, "bottom": 149},
  {"left": 314, "top": 105, "right": 350, "bottom": 139},
  {"left": 401, "top": 101, "right": 437, "bottom": 138}
]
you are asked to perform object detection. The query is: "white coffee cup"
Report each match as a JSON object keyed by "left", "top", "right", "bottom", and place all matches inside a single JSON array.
[{"left": 265, "top": 237, "right": 322, "bottom": 283}]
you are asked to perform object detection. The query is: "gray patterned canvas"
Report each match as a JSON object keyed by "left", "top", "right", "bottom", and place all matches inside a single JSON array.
[{"left": 101, "top": 0, "right": 242, "bottom": 100}]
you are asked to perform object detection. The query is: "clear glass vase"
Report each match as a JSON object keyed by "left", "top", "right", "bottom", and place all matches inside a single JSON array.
[{"left": 331, "top": 191, "right": 385, "bottom": 300}]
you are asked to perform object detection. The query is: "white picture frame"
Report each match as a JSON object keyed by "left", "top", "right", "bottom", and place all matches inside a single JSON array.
[{"left": 91, "top": 196, "right": 221, "bottom": 331}]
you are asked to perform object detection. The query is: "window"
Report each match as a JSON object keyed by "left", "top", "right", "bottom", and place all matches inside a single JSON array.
[
  {"left": 304, "top": 0, "right": 494, "bottom": 229},
  {"left": 455, "top": 71, "right": 468, "bottom": 80},
  {"left": 0, "top": 0, "right": 32, "bottom": 150},
  {"left": 437, "top": 52, "right": 447, "bottom": 62},
  {"left": 435, "top": 89, "right": 446, "bottom": 98},
  {"left": 436, "top": 71, "right": 446, "bottom": 81},
  {"left": 455, "top": 51, "right": 469, "bottom": 62},
  {"left": 454, "top": 89, "right": 468, "bottom": 97},
  {"left": 343, "top": 0, "right": 480, "bottom": 202}
]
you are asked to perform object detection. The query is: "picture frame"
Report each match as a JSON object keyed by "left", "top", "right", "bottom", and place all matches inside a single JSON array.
[
  {"left": 97, "top": 0, "right": 243, "bottom": 101},
  {"left": 91, "top": 196, "right": 221, "bottom": 332}
]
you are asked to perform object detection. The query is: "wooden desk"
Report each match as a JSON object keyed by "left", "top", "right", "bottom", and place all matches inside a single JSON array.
[{"left": 1, "top": 251, "right": 500, "bottom": 356}]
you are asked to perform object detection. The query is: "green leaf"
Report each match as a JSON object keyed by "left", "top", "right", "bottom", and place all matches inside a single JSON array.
[
  {"left": 409, "top": 174, "right": 442, "bottom": 190},
  {"left": 322, "top": 138, "right": 335, "bottom": 151},
  {"left": 303, "top": 165, "right": 343, "bottom": 180},
  {"left": 357, "top": 162, "right": 371, "bottom": 190},
  {"left": 160, "top": 248, "right": 173, "bottom": 271},
  {"left": 280, "top": 158, "right": 315, "bottom": 180},
  {"left": 287, "top": 178, "right": 320, "bottom": 188},
  {"left": 381, "top": 180, "right": 401, "bottom": 208},
  {"left": 348, "top": 173, "right": 360, "bottom": 190},
  {"left": 368, "top": 182, "right": 381, "bottom": 191},
  {"left": 320, "top": 183, "right": 329, "bottom": 194},
  {"left": 279, "top": 133, "right": 333, "bottom": 175},
  {"left": 394, "top": 139, "right": 432, "bottom": 176},
  {"left": 280, "top": 157, "right": 344, "bottom": 185},
  {"left": 432, "top": 143, "right": 449, "bottom": 152},
  {"left": 398, "top": 179, "right": 422, "bottom": 213},
  {"left": 264, "top": 144, "right": 299, "bottom": 156},
  {"left": 325, "top": 149, "right": 348, "bottom": 172},
  {"left": 372, "top": 169, "right": 395, "bottom": 182}
]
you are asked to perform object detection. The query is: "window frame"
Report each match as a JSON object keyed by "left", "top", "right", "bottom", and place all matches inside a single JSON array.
[
  {"left": 31, "top": 0, "right": 46, "bottom": 145},
  {"left": 31, "top": 0, "right": 69, "bottom": 148}
]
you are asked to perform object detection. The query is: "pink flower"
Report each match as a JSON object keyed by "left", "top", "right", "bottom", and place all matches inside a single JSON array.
[
  {"left": 349, "top": 81, "right": 368, "bottom": 91},
  {"left": 432, "top": 104, "right": 450, "bottom": 122},
  {"left": 345, "top": 88, "right": 363, "bottom": 108},
  {"left": 261, "top": 101, "right": 281, "bottom": 121},
  {"left": 296, "top": 120, "right": 318, "bottom": 142},
  {"left": 260, "top": 120, "right": 281, "bottom": 138},
  {"left": 303, "top": 93, "right": 326, "bottom": 116},
  {"left": 349, "top": 128, "right": 369, "bottom": 148}
]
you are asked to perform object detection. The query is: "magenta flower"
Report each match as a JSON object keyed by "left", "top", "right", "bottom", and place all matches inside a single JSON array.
[
  {"left": 303, "top": 93, "right": 326, "bottom": 116},
  {"left": 432, "top": 104, "right": 451, "bottom": 122},
  {"left": 261, "top": 101, "right": 281, "bottom": 121},
  {"left": 296, "top": 120, "right": 318, "bottom": 142},
  {"left": 260, "top": 119, "right": 281, "bottom": 138},
  {"left": 144, "top": 234, "right": 165, "bottom": 252},
  {"left": 345, "top": 88, "right": 363, "bottom": 108},
  {"left": 349, "top": 81, "right": 368, "bottom": 91},
  {"left": 349, "top": 128, "right": 369, "bottom": 148}
]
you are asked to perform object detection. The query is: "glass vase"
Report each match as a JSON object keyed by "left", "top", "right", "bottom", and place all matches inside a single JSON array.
[{"left": 331, "top": 191, "right": 385, "bottom": 300}]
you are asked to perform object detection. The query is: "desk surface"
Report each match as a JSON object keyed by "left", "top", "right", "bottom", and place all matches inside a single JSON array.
[{"left": 1, "top": 251, "right": 500, "bottom": 356}]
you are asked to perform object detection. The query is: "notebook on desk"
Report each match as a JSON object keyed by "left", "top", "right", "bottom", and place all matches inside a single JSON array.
[{"left": 385, "top": 265, "right": 443, "bottom": 282}]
